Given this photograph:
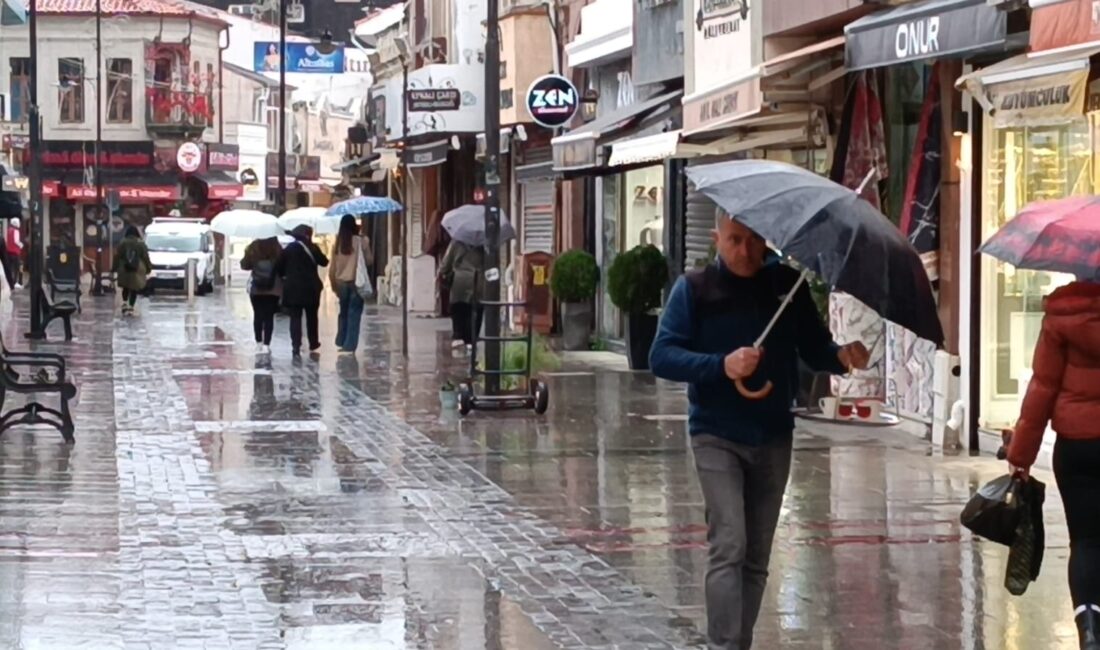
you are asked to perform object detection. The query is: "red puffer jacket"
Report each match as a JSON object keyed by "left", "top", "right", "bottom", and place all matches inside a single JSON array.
[{"left": 1008, "top": 281, "right": 1100, "bottom": 468}]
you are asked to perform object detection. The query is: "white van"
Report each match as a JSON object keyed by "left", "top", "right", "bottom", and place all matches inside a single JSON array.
[{"left": 144, "top": 218, "right": 216, "bottom": 294}]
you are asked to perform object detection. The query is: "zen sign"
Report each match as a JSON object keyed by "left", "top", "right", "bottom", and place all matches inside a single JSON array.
[{"left": 526, "top": 74, "right": 579, "bottom": 129}]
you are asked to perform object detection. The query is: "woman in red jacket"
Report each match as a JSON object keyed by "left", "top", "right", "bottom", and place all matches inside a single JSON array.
[{"left": 1008, "top": 279, "right": 1100, "bottom": 650}]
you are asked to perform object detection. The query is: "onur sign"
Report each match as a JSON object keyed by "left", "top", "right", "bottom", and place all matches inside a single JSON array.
[
  {"left": 526, "top": 75, "right": 579, "bottom": 129},
  {"left": 895, "top": 16, "right": 939, "bottom": 59}
]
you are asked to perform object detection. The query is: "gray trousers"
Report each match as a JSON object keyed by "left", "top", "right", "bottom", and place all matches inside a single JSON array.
[{"left": 692, "top": 434, "right": 793, "bottom": 650}]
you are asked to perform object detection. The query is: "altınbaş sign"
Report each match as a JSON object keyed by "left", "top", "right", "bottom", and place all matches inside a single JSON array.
[
  {"left": 407, "top": 89, "right": 461, "bottom": 112},
  {"left": 526, "top": 75, "right": 579, "bottom": 129},
  {"left": 253, "top": 42, "right": 345, "bottom": 74}
]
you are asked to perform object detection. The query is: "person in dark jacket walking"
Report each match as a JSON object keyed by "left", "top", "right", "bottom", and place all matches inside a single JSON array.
[
  {"left": 438, "top": 239, "right": 485, "bottom": 349},
  {"left": 240, "top": 236, "right": 283, "bottom": 355},
  {"left": 275, "top": 224, "right": 328, "bottom": 356},
  {"left": 112, "top": 226, "right": 152, "bottom": 316},
  {"left": 1007, "top": 279, "right": 1100, "bottom": 650},
  {"left": 650, "top": 212, "right": 869, "bottom": 650}
]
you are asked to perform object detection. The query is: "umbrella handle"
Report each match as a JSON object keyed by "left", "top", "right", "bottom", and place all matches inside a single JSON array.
[{"left": 735, "top": 377, "right": 773, "bottom": 400}]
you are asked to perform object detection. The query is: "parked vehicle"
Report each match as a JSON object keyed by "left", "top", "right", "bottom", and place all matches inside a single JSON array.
[{"left": 144, "top": 218, "right": 216, "bottom": 294}]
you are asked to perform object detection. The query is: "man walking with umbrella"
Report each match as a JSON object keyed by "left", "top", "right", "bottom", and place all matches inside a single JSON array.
[{"left": 650, "top": 210, "right": 870, "bottom": 649}]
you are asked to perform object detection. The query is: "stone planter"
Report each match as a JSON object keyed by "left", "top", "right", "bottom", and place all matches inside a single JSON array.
[{"left": 560, "top": 301, "right": 592, "bottom": 351}]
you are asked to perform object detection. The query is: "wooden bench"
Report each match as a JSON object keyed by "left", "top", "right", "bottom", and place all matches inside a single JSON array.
[{"left": 0, "top": 331, "right": 76, "bottom": 443}]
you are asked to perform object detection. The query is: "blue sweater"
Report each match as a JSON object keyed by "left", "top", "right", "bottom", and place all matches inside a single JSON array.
[{"left": 649, "top": 260, "right": 846, "bottom": 446}]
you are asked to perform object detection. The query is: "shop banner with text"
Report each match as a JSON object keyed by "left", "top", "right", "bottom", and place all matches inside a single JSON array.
[
  {"left": 988, "top": 68, "right": 1088, "bottom": 128},
  {"left": 1030, "top": 0, "right": 1100, "bottom": 53}
]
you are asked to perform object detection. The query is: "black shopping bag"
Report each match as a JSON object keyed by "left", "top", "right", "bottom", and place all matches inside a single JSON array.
[
  {"left": 1005, "top": 476, "right": 1046, "bottom": 596},
  {"left": 960, "top": 474, "right": 1023, "bottom": 546}
]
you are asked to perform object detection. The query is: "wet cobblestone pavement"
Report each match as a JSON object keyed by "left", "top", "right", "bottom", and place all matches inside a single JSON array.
[{"left": 0, "top": 287, "right": 1085, "bottom": 649}]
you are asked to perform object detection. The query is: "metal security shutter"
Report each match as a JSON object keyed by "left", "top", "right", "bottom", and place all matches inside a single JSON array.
[
  {"left": 522, "top": 180, "right": 554, "bottom": 254},
  {"left": 520, "top": 146, "right": 554, "bottom": 255},
  {"left": 684, "top": 183, "right": 715, "bottom": 271}
]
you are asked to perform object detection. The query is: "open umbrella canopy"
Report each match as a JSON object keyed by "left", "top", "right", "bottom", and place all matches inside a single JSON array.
[
  {"left": 980, "top": 195, "right": 1100, "bottom": 281},
  {"left": 209, "top": 209, "right": 282, "bottom": 239},
  {"left": 278, "top": 207, "right": 338, "bottom": 235},
  {"left": 685, "top": 159, "right": 943, "bottom": 345},
  {"left": 325, "top": 196, "right": 403, "bottom": 217},
  {"left": 441, "top": 204, "right": 516, "bottom": 247}
]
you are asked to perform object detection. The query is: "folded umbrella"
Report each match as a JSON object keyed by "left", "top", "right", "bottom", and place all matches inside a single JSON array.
[
  {"left": 685, "top": 160, "right": 943, "bottom": 398},
  {"left": 325, "top": 196, "right": 403, "bottom": 217},
  {"left": 209, "top": 209, "right": 282, "bottom": 239},
  {"left": 980, "top": 195, "right": 1100, "bottom": 280},
  {"left": 441, "top": 204, "right": 516, "bottom": 248}
]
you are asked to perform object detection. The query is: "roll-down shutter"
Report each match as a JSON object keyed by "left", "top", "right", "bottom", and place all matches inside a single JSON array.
[
  {"left": 684, "top": 165, "right": 716, "bottom": 271},
  {"left": 520, "top": 146, "right": 554, "bottom": 255}
]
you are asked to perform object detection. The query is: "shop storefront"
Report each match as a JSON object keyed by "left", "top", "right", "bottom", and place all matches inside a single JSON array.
[
  {"left": 959, "top": 16, "right": 1100, "bottom": 432},
  {"left": 840, "top": 0, "right": 1011, "bottom": 420}
]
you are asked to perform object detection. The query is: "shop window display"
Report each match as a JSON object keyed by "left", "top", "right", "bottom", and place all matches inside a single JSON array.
[{"left": 980, "top": 117, "right": 1095, "bottom": 428}]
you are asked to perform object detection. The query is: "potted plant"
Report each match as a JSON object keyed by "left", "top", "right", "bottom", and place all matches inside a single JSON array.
[
  {"left": 607, "top": 244, "right": 668, "bottom": 370},
  {"left": 549, "top": 249, "right": 600, "bottom": 351},
  {"left": 439, "top": 380, "right": 458, "bottom": 411}
]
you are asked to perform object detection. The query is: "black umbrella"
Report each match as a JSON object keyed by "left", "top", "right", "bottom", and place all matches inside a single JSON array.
[{"left": 685, "top": 160, "right": 943, "bottom": 397}]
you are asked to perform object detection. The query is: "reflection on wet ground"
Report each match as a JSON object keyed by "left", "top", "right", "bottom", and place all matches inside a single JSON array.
[{"left": 0, "top": 289, "right": 1083, "bottom": 649}]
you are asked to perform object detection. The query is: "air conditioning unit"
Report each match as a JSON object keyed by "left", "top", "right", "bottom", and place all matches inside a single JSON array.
[{"left": 227, "top": 4, "right": 255, "bottom": 16}]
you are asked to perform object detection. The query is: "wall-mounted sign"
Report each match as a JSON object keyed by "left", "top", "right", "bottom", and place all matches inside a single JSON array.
[
  {"left": 988, "top": 68, "right": 1088, "bottom": 129},
  {"left": 526, "top": 75, "right": 580, "bottom": 129},
  {"left": 690, "top": 0, "right": 755, "bottom": 97},
  {"left": 407, "top": 89, "right": 461, "bottom": 112},
  {"left": 253, "top": 42, "right": 345, "bottom": 74},
  {"left": 33, "top": 141, "right": 155, "bottom": 168},
  {"left": 239, "top": 168, "right": 259, "bottom": 187},
  {"left": 176, "top": 142, "right": 203, "bottom": 173},
  {"left": 207, "top": 143, "right": 240, "bottom": 171},
  {"left": 2, "top": 134, "right": 28, "bottom": 150},
  {"left": 1, "top": 175, "right": 28, "bottom": 192}
]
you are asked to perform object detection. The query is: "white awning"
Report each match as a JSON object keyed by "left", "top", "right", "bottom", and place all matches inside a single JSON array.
[
  {"left": 956, "top": 46, "right": 1100, "bottom": 112},
  {"left": 607, "top": 131, "right": 690, "bottom": 167}
]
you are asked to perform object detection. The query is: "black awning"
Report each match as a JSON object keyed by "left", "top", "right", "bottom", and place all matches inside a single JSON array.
[
  {"left": 193, "top": 170, "right": 243, "bottom": 199},
  {"left": 404, "top": 140, "right": 449, "bottom": 169},
  {"left": 845, "top": 0, "right": 1007, "bottom": 71},
  {"left": 551, "top": 89, "right": 681, "bottom": 173},
  {"left": 194, "top": 170, "right": 239, "bottom": 186},
  {"left": 331, "top": 152, "right": 381, "bottom": 173}
]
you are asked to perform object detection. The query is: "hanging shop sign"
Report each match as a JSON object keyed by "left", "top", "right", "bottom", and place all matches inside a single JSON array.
[
  {"left": 683, "top": 75, "right": 762, "bottom": 135},
  {"left": 407, "top": 89, "right": 461, "bottom": 112},
  {"left": 207, "top": 143, "right": 240, "bottom": 171},
  {"left": 845, "top": 0, "right": 1007, "bottom": 71},
  {"left": 239, "top": 168, "right": 260, "bottom": 187},
  {"left": 253, "top": 41, "right": 345, "bottom": 74},
  {"left": 525, "top": 75, "right": 580, "bottom": 128},
  {"left": 987, "top": 68, "right": 1089, "bottom": 128},
  {"left": 176, "top": 142, "right": 203, "bottom": 173}
]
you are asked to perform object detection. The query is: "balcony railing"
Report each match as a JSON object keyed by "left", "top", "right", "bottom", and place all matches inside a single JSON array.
[{"left": 145, "top": 86, "right": 214, "bottom": 133}]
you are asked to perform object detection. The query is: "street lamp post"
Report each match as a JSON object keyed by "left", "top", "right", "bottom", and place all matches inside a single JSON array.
[
  {"left": 93, "top": 0, "right": 105, "bottom": 296},
  {"left": 400, "top": 57, "right": 409, "bottom": 358},
  {"left": 26, "top": 0, "right": 44, "bottom": 339},
  {"left": 483, "top": 0, "right": 502, "bottom": 394},
  {"left": 276, "top": 0, "right": 288, "bottom": 214}
]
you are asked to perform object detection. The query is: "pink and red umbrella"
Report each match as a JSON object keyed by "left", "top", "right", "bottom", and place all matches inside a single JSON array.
[{"left": 980, "top": 196, "right": 1100, "bottom": 280}]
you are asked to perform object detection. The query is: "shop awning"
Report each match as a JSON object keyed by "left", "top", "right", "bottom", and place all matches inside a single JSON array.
[
  {"left": 194, "top": 171, "right": 243, "bottom": 200},
  {"left": 956, "top": 46, "right": 1100, "bottom": 127},
  {"left": 297, "top": 179, "right": 338, "bottom": 193},
  {"left": 331, "top": 152, "right": 380, "bottom": 173},
  {"left": 552, "top": 89, "right": 681, "bottom": 172},
  {"left": 65, "top": 171, "right": 180, "bottom": 202},
  {"left": 845, "top": 0, "right": 1008, "bottom": 71},
  {"left": 515, "top": 162, "right": 557, "bottom": 184},
  {"left": 606, "top": 130, "right": 702, "bottom": 167},
  {"left": 683, "top": 37, "right": 845, "bottom": 138},
  {"left": 405, "top": 140, "right": 450, "bottom": 169}
]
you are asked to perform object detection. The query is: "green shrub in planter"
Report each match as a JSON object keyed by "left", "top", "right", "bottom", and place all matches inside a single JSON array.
[
  {"left": 550, "top": 249, "right": 599, "bottom": 303},
  {"left": 607, "top": 244, "right": 668, "bottom": 314}
]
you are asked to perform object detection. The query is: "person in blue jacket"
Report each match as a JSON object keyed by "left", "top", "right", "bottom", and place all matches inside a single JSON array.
[{"left": 650, "top": 210, "right": 870, "bottom": 650}]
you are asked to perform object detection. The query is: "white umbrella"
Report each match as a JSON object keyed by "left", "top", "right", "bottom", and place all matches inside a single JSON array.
[
  {"left": 278, "top": 207, "right": 339, "bottom": 235},
  {"left": 210, "top": 209, "right": 282, "bottom": 239}
]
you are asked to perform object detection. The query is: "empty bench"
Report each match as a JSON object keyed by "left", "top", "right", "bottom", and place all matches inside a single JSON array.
[{"left": 0, "top": 330, "right": 76, "bottom": 443}]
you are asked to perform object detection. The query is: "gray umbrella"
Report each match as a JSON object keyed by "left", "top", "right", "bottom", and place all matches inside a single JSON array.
[
  {"left": 685, "top": 160, "right": 941, "bottom": 345},
  {"left": 441, "top": 204, "right": 517, "bottom": 248}
]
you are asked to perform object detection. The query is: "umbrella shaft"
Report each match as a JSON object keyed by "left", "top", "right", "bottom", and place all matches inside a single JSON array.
[{"left": 754, "top": 269, "right": 809, "bottom": 349}]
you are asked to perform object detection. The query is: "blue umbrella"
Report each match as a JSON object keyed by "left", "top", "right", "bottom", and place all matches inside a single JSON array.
[{"left": 325, "top": 196, "right": 403, "bottom": 217}]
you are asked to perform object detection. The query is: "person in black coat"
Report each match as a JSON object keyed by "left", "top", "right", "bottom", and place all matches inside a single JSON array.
[{"left": 275, "top": 224, "right": 329, "bottom": 356}]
